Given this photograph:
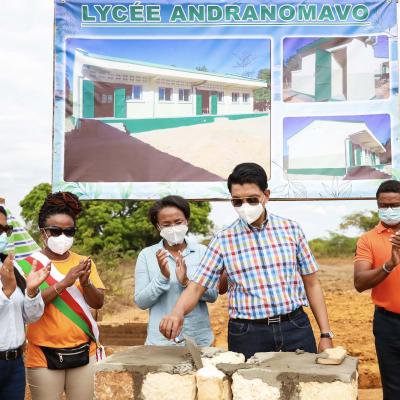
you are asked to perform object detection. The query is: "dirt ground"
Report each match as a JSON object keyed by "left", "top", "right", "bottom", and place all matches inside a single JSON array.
[
  {"left": 103, "top": 257, "right": 382, "bottom": 398},
  {"left": 134, "top": 115, "right": 271, "bottom": 179}
]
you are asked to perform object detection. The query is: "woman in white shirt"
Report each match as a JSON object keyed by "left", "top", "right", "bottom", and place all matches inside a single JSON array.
[{"left": 0, "top": 206, "right": 50, "bottom": 400}]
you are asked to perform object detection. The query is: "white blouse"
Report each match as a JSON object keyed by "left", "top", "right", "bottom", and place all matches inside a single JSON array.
[{"left": 0, "top": 262, "right": 44, "bottom": 351}]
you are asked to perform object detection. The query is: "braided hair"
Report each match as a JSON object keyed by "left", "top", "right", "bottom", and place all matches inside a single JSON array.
[
  {"left": 38, "top": 192, "right": 82, "bottom": 228},
  {"left": 0, "top": 206, "right": 26, "bottom": 292}
]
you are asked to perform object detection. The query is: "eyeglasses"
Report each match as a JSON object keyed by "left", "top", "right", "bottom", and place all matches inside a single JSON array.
[
  {"left": 0, "top": 224, "right": 13, "bottom": 237},
  {"left": 158, "top": 220, "right": 186, "bottom": 229},
  {"left": 230, "top": 196, "right": 263, "bottom": 208},
  {"left": 43, "top": 226, "right": 76, "bottom": 237}
]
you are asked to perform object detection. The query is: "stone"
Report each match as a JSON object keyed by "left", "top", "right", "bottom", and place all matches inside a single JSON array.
[
  {"left": 94, "top": 371, "right": 135, "bottom": 400},
  {"left": 231, "top": 372, "right": 280, "bottom": 400},
  {"left": 298, "top": 380, "right": 358, "bottom": 400},
  {"left": 196, "top": 365, "right": 232, "bottom": 400},
  {"left": 141, "top": 372, "right": 196, "bottom": 400}
]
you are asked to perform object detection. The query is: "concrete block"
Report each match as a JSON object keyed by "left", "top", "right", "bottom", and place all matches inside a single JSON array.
[
  {"left": 231, "top": 372, "right": 280, "bottom": 400},
  {"left": 196, "top": 365, "right": 232, "bottom": 400},
  {"left": 94, "top": 371, "right": 135, "bottom": 400},
  {"left": 142, "top": 372, "right": 196, "bottom": 400},
  {"left": 299, "top": 379, "right": 358, "bottom": 400}
]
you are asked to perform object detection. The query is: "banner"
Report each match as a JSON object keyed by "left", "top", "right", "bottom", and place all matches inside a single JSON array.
[{"left": 53, "top": 0, "right": 398, "bottom": 200}]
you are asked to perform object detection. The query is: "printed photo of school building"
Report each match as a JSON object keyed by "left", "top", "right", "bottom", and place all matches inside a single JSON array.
[
  {"left": 283, "top": 36, "right": 389, "bottom": 102},
  {"left": 285, "top": 119, "right": 391, "bottom": 180},
  {"left": 65, "top": 47, "right": 270, "bottom": 183}
]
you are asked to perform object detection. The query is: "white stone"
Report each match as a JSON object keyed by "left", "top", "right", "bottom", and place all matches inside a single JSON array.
[
  {"left": 231, "top": 372, "right": 280, "bottom": 400},
  {"left": 299, "top": 379, "right": 358, "bottom": 400},
  {"left": 141, "top": 372, "right": 196, "bottom": 400},
  {"left": 196, "top": 365, "right": 232, "bottom": 400},
  {"left": 202, "top": 351, "right": 245, "bottom": 367}
]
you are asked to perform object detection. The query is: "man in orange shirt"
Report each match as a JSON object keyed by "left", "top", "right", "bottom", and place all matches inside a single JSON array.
[{"left": 354, "top": 180, "right": 400, "bottom": 400}]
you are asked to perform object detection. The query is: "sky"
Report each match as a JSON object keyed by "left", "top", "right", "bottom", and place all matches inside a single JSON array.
[
  {"left": 66, "top": 38, "right": 271, "bottom": 84},
  {"left": 0, "top": 1, "right": 379, "bottom": 241}
]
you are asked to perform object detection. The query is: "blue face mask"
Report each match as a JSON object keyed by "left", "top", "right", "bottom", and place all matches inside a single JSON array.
[
  {"left": 0, "top": 232, "right": 8, "bottom": 253},
  {"left": 378, "top": 207, "right": 400, "bottom": 226}
]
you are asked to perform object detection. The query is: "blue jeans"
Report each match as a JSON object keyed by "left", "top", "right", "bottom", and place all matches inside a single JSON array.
[
  {"left": 228, "top": 308, "right": 317, "bottom": 360},
  {"left": 0, "top": 356, "right": 25, "bottom": 400},
  {"left": 374, "top": 307, "right": 400, "bottom": 400}
]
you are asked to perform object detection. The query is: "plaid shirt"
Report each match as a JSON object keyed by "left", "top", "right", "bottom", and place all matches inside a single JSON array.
[{"left": 192, "top": 213, "right": 318, "bottom": 319}]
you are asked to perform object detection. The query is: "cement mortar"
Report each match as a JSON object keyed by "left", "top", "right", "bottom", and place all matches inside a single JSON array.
[{"left": 96, "top": 345, "right": 194, "bottom": 375}]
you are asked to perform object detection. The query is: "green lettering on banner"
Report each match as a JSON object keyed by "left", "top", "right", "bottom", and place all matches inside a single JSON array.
[
  {"left": 334, "top": 4, "right": 352, "bottom": 21},
  {"left": 225, "top": 5, "right": 240, "bottom": 22},
  {"left": 81, "top": 5, "right": 96, "bottom": 22},
  {"left": 259, "top": 5, "right": 276, "bottom": 21},
  {"left": 170, "top": 5, "right": 187, "bottom": 22},
  {"left": 318, "top": 5, "right": 335, "bottom": 21},
  {"left": 279, "top": 5, "right": 295, "bottom": 21},
  {"left": 242, "top": 5, "right": 258, "bottom": 21},
  {"left": 352, "top": 4, "right": 369, "bottom": 21},
  {"left": 188, "top": 5, "right": 205, "bottom": 22},
  {"left": 129, "top": 3, "right": 144, "bottom": 21},
  {"left": 207, "top": 5, "right": 223, "bottom": 21},
  {"left": 146, "top": 5, "right": 161, "bottom": 22},
  {"left": 93, "top": 5, "right": 112, "bottom": 22},
  {"left": 297, "top": 4, "right": 317, "bottom": 21},
  {"left": 112, "top": 5, "right": 128, "bottom": 22}
]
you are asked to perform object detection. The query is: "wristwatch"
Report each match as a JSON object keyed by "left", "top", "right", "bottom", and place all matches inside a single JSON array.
[{"left": 320, "top": 331, "right": 334, "bottom": 339}]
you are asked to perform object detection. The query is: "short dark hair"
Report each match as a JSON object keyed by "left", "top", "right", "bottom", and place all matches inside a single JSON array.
[
  {"left": 376, "top": 180, "right": 400, "bottom": 199},
  {"left": 227, "top": 163, "right": 268, "bottom": 193},
  {"left": 0, "top": 206, "right": 6, "bottom": 218},
  {"left": 148, "top": 195, "right": 190, "bottom": 227},
  {"left": 38, "top": 192, "right": 82, "bottom": 228}
]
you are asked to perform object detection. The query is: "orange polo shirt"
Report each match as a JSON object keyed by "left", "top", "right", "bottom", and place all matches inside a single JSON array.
[
  {"left": 25, "top": 252, "right": 105, "bottom": 368},
  {"left": 355, "top": 222, "right": 400, "bottom": 313}
]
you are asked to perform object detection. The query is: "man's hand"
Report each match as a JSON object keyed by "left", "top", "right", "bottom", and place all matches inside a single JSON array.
[
  {"left": 156, "top": 249, "right": 170, "bottom": 279},
  {"left": 159, "top": 313, "right": 184, "bottom": 340},
  {"left": 79, "top": 257, "right": 92, "bottom": 287},
  {"left": 175, "top": 252, "right": 188, "bottom": 286},
  {"left": 386, "top": 231, "right": 400, "bottom": 270},
  {"left": 61, "top": 259, "right": 86, "bottom": 288},
  {"left": 318, "top": 338, "right": 333, "bottom": 353},
  {"left": 26, "top": 259, "right": 51, "bottom": 298},
  {"left": 0, "top": 254, "right": 17, "bottom": 298}
]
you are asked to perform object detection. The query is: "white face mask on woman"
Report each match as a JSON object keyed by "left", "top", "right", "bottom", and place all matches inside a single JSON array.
[
  {"left": 47, "top": 234, "right": 74, "bottom": 255},
  {"left": 159, "top": 224, "right": 188, "bottom": 246}
]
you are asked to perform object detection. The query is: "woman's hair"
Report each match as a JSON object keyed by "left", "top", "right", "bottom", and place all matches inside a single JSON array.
[
  {"left": 38, "top": 192, "right": 82, "bottom": 228},
  {"left": 0, "top": 206, "right": 6, "bottom": 218},
  {"left": 148, "top": 195, "right": 190, "bottom": 227},
  {"left": 0, "top": 206, "right": 26, "bottom": 293}
]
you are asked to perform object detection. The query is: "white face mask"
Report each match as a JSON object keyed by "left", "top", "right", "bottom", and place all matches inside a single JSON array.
[
  {"left": 47, "top": 234, "right": 74, "bottom": 255},
  {"left": 378, "top": 207, "right": 400, "bottom": 226},
  {"left": 0, "top": 232, "right": 8, "bottom": 253},
  {"left": 235, "top": 202, "right": 265, "bottom": 224},
  {"left": 159, "top": 224, "right": 188, "bottom": 246}
]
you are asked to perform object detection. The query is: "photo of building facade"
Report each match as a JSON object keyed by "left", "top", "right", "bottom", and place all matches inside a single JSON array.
[{"left": 283, "top": 36, "right": 390, "bottom": 102}]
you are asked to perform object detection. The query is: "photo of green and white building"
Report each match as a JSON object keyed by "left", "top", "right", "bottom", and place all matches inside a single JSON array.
[{"left": 285, "top": 118, "right": 391, "bottom": 180}]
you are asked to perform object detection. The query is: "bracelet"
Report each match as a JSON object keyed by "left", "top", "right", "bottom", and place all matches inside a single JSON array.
[
  {"left": 53, "top": 284, "right": 63, "bottom": 295},
  {"left": 382, "top": 263, "right": 392, "bottom": 274}
]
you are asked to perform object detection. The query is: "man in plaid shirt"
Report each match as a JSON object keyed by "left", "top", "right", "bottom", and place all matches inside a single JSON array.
[{"left": 160, "top": 163, "right": 333, "bottom": 358}]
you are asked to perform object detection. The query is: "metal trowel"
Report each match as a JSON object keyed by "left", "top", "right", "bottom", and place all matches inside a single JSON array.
[{"left": 183, "top": 335, "right": 203, "bottom": 370}]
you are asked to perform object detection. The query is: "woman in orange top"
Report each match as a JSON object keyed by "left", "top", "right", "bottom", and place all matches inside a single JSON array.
[{"left": 26, "top": 192, "right": 105, "bottom": 400}]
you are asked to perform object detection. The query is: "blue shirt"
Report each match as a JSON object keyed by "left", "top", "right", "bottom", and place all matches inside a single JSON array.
[
  {"left": 135, "top": 239, "right": 218, "bottom": 346},
  {"left": 193, "top": 213, "right": 318, "bottom": 319}
]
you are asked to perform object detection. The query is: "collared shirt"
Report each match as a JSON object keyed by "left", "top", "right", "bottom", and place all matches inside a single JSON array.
[
  {"left": 355, "top": 222, "right": 400, "bottom": 313},
  {"left": 0, "top": 261, "right": 44, "bottom": 351},
  {"left": 192, "top": 213, "right": 318, "bottom": 319},
  {"left": 135, "top": 239, "right": 218, "bottom": 346}
]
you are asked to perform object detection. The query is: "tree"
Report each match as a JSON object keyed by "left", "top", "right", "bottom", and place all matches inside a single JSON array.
[
  {"left": 309, "top": 233, "right": 357, "bottom": 258},
  {"left": 195, "top": 65, "right": 208, "bottom": 72},
  {"left": 339, "top": 211, "right": 379, "bottom": 233},
  {"left": 254, "top": 68, "right": 271, "bottom": 102},
  {"left": 19, "top": 184, "right": 213, "bottom": 258}
]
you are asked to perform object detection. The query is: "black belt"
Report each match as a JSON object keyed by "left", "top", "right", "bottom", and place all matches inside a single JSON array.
[
  {"left": 231, "top": 307, "right": 303, "bottom": 325},
  {"left": 376, "top": 306, "right": 400, "bottom": 319},
  {"left": 0, "top": 347, "right": 23, "bottom": 361}
]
